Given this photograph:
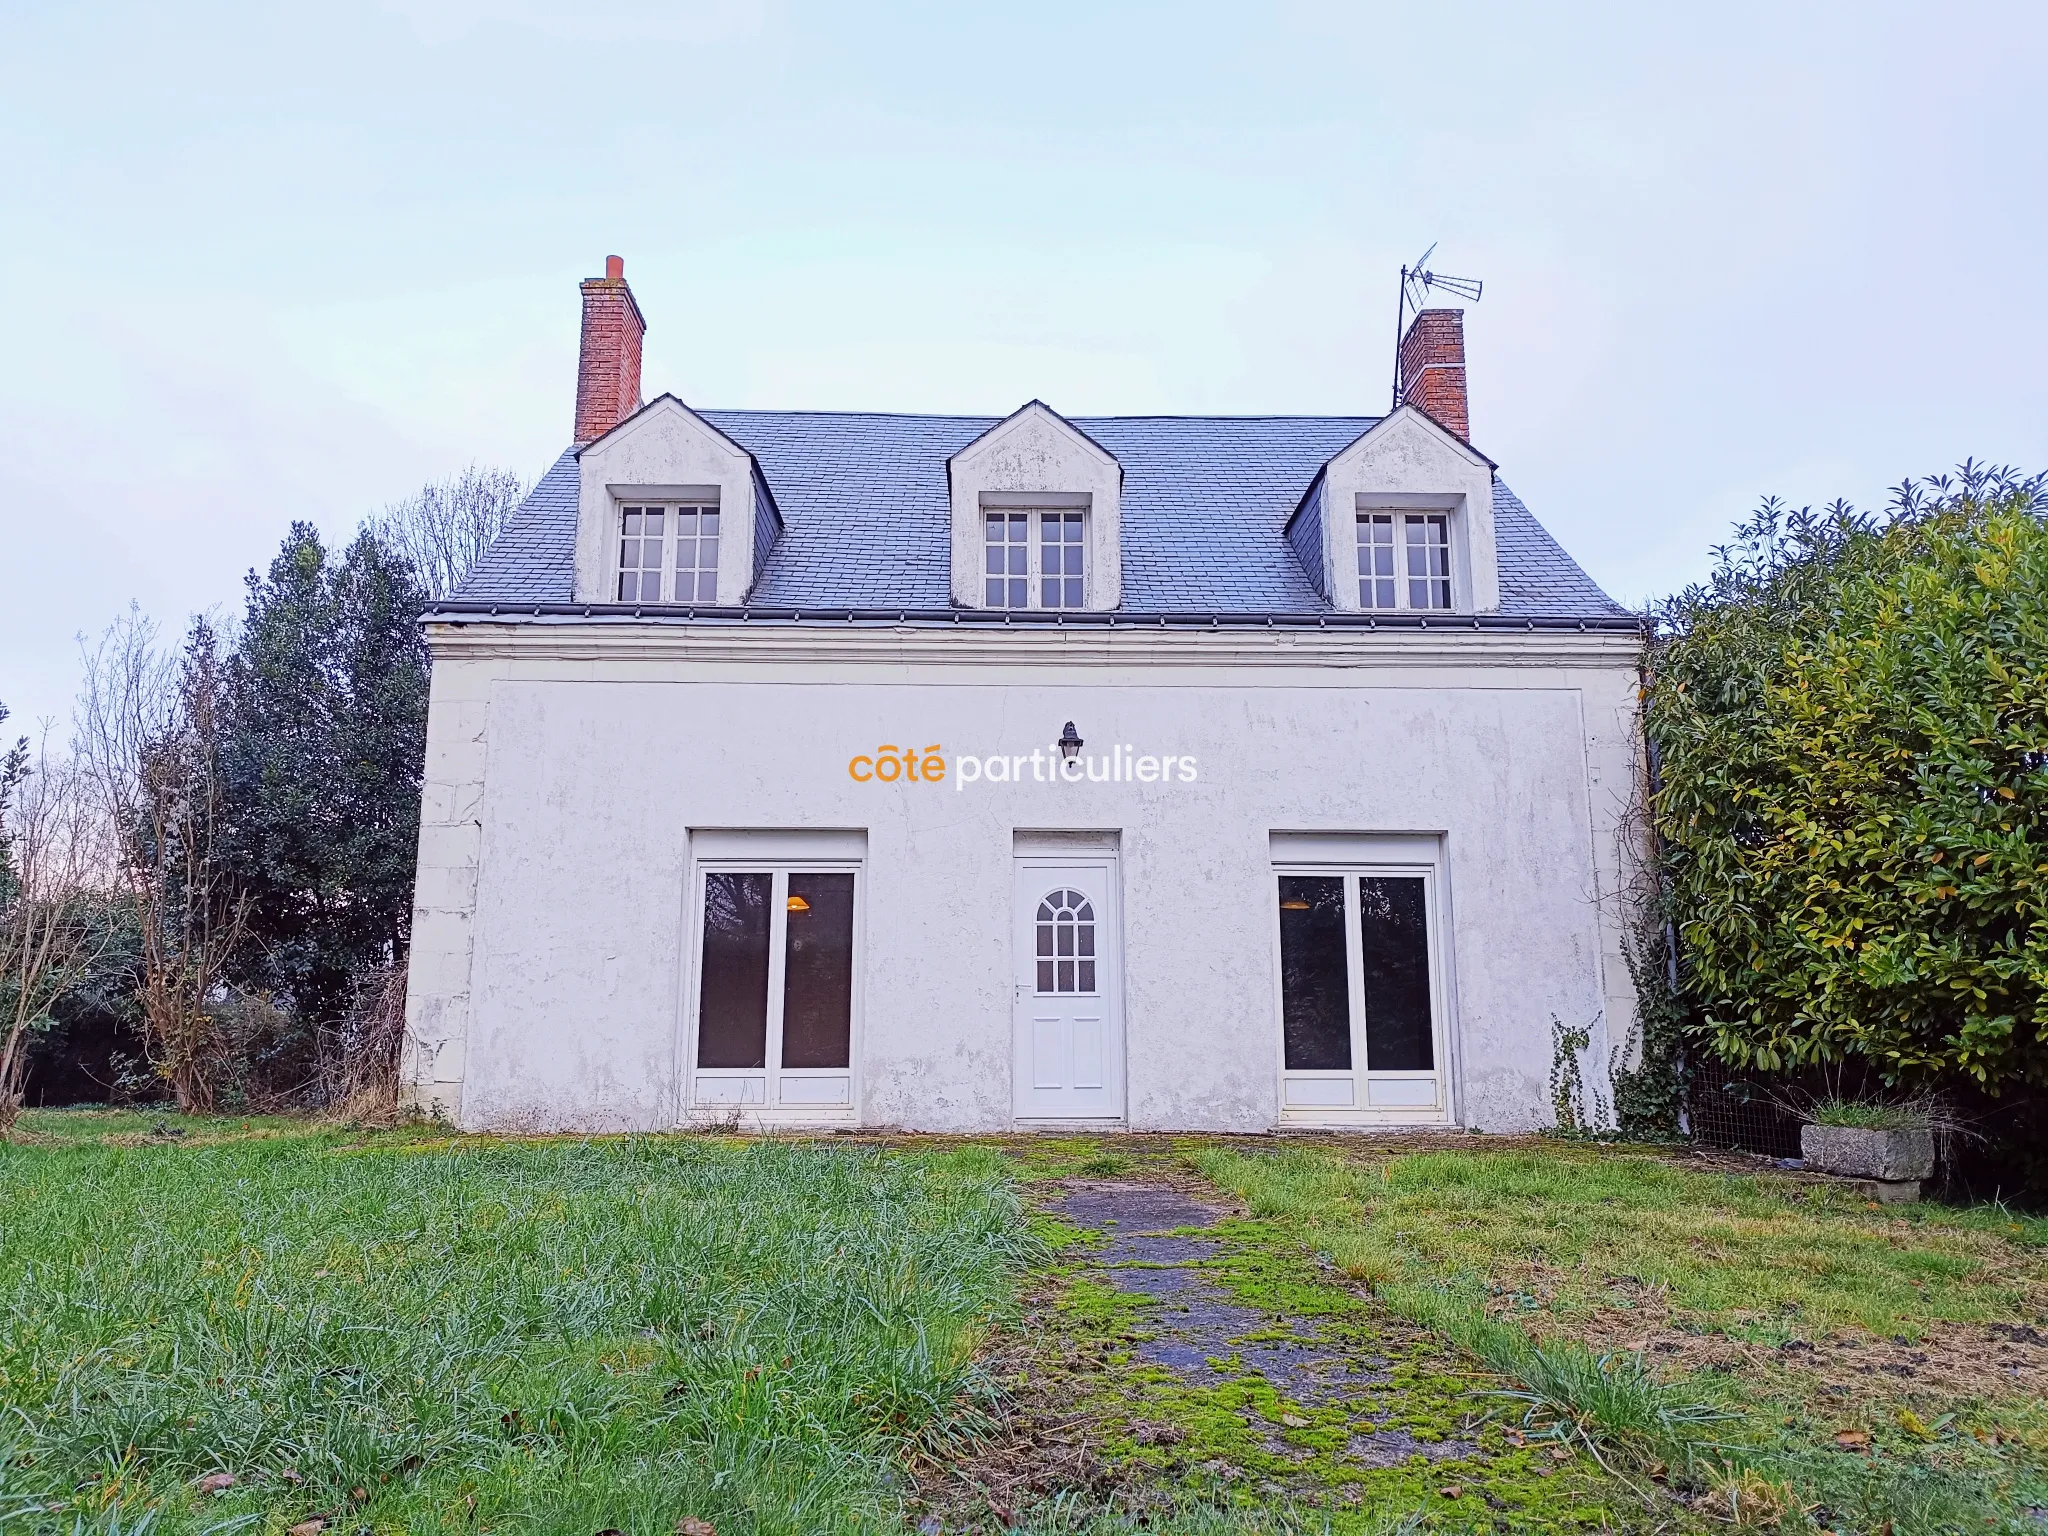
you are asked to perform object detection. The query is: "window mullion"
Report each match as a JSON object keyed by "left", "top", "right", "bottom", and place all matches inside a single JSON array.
[
  {"left": 765, "top": 870, "right": 790, "bottom": 1083},
  {"left": 1343, "top": 873, "right": 1369, "bottom": 1074}
]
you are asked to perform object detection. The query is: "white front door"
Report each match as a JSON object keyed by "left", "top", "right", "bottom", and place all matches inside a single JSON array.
[{"left": 1013, "top": 860, "right": 1122, "bottom": 1120}]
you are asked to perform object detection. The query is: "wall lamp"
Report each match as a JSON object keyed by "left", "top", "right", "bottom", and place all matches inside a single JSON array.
[{"left": 1058, "top": 721, "right": 1085, "bottom": 761}]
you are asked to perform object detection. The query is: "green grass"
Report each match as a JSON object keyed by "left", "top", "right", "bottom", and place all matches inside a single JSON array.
[
  {"left": 1808, "top": 1098, "right": 1928, "bottom": 1131},
  {"left": 1190, "top": 1141, "right": 2047, "bottom": 1337},
  {"left": 0, "top": 1119, "right": 1033, "bottom": 1535},
  {"left": 1189, "top": 1141, "right": 2048, "bottom": 1533}
]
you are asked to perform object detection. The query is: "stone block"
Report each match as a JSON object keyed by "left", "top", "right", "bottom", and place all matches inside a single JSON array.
[{"left": 1801, "top": 1123, "right": 1935, "bottom": 1182}]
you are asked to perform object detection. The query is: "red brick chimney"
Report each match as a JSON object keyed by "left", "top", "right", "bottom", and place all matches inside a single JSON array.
[
  {"left": 574, "top": 255, "right": 646, "bottom": 445},
  {"left": 1397, "top": 308, "right": 1470, "bottom": 442}
]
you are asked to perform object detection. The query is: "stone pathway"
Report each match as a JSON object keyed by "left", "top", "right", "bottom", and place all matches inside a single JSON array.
[{"left": 1054, "top": 1181, "right": 1479, "bottom": 1468}]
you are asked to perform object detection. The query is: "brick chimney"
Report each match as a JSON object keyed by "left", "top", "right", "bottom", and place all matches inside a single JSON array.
[
  {"left": 1397, "top": 308, "right": 1470, "bottom": 441},
  {"left": 574, "top": 255, "right": 646, "bottom": 445}
]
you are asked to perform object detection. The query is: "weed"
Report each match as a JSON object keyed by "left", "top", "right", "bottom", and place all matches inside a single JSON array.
[{"left": 1380, "top": 1283, "right": 1732, "bottom": 1475}]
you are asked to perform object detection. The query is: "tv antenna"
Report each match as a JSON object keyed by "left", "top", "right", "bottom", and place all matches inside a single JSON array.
[{"left": 1392, "top": 244, "right": 1484, "bottom": 412}]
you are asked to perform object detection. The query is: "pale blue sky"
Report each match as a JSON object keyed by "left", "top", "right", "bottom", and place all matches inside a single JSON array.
[{"left": 4, "top": 1, "right": 2044, "bottom": 732}]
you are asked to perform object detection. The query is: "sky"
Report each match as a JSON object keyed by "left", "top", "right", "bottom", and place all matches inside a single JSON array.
[{"left": 3, "top": 0, "right": 2045, "bottom": 736}]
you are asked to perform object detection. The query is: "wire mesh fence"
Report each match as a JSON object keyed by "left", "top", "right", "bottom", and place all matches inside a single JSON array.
[{"left": 1688, "top": 1075, "right": 1806, "bottom": 1160}]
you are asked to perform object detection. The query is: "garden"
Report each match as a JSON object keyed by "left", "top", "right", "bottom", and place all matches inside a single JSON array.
[
  {"left": 1, "top": 1114, "right": 2042, "bottom": 1534},
  {"left": 7, "top": 460, "right": 2048, "bottom": 1534}
]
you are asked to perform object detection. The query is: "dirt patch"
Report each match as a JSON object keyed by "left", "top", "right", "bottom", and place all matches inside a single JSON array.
[{"left": 1541, "top": 1308, "right": 2048, "bottom": 1405}]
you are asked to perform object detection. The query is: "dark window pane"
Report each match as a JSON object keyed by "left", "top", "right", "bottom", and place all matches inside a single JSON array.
[
  {"left": 986, "top": 578, "right": 1004, "bottom": 606},
  {"left": 1037, "top": 959, "right": 1054, "bottom": 992},
  {"left": 1279, "top": 875, "right": 1350, "bottom": 1070},
  {"left": 1359, "top": 876, "right": 1434, "bottom": 1070},
  {"left": 781, "top": 872, "right": 853, "bottom": 1069},
  {"left": 697, "top": 872, "right": 771, "bottom": 1067}
]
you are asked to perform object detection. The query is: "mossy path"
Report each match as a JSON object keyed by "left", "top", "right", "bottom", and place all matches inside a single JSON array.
[{"left": 920, "top": 1156, "right": 1688, "bottom": 1533}]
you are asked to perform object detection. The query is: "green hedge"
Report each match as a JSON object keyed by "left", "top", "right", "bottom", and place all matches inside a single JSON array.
[{"left": 1647, "top": 467, "right": 2048, "bottom": 1092}]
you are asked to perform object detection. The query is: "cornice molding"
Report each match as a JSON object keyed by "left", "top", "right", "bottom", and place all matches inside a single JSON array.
[{"left": 424, "top": 619, "right": 1640, "bottom": 671}]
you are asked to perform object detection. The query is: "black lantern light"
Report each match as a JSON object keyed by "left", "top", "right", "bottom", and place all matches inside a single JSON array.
[{"left": 1058, "top": 721, "right": 1084, "bottom": 761}]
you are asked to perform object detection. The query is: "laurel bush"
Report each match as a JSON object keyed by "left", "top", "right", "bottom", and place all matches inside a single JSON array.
[{"left": 1648, "top": 465, "right": 2048, "bottom": 1091}]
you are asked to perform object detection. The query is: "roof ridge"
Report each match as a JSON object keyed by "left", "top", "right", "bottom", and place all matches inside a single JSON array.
[{"left": 694, "top": 407, "right": 1384, "bottom": 425}]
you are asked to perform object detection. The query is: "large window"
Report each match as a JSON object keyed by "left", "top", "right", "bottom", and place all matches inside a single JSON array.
[
  {"left": 617, "top": 501, "right": 719, "bottom": 603},
  {"left": 692, "top": 859, "right": 858, "bottom": 1111},
  {"left": 1274, "top": 855, "right": 1447, "bottom": 1118},
  {"left": 985, "top": 510, "right": 1086, "bottom": 609},
  {"left": 1357, "top": 512, "right": 1451, "bottom": 611}
]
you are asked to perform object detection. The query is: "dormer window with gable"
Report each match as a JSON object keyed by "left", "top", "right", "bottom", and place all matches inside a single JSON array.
[
  {"left": 984, "top": 506, "right": 1086, "bottom": 609},
  {"left": 949, "top": 402, "right": 1121, "bottom": 611}
]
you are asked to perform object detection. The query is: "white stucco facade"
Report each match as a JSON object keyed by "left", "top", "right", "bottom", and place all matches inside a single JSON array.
[{"left": 401, "top": 622, "right": 1642, "bottom": 1134}]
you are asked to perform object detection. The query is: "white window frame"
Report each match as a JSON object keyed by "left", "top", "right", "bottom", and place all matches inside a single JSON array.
[
  {"left": 1355, "top": 509, "right": 1454, "bottom": 612},
  {"left": 982, "top": 505, "right": 1088, "bottom": 610},
  {"left": 614, "top": 497, "right": 721, "bottom": 604},
  {"left": 682, "top": 836, "right": 863, "bottom": 1127},
  {"left": 1269, "top": 834, "right": 1456, "bottom": 1126}
]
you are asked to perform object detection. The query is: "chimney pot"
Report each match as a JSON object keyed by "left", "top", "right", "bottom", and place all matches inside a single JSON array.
[
  {"left": 574, "top": 256, "right": 646, "bottom": 444},
  {"left": 1397, "top": 308, "right": 1471, "bottom": 442}
]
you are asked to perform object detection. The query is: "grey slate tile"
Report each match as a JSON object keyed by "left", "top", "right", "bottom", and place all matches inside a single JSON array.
[{"left": 454, "top": 414, "right": 1626, "bottom": 619}]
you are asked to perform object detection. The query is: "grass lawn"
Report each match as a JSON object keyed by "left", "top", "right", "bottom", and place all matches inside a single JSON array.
[
  {"left": 0, "top": 1113, "right": 1028, "bottom": 1536},
  {"left": 2, "top": 1115, "right": 2045, "bottom": 1535}
]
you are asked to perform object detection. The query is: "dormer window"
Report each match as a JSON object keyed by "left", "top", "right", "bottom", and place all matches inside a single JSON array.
[
  {"left": 984, "top": 509, "right": 1086, "bottom": 609},
  {"left": 616, "top": 501, "right": 719, "bottom": 603},
  {"left": 1357, "top": 511, "right": 1451, "bottom": 611},
  {"left": 948, "top": 402, "right": 1121, "bottom": 611}
]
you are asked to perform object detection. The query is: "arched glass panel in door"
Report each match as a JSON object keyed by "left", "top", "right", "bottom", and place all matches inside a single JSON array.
[{"left": 1035, "top": 888, "right": 1097, "bottom": 994}]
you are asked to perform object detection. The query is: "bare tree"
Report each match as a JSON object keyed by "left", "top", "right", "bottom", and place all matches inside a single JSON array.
[
  {"left": 366, "top": 464, "right": 528, "bottom": 600},
  {"left": 0, "top": 718, "right": 110, "bottom": 1128},
  {"left": 75, "top": 610, "right": 248, "bottom": 1112}
]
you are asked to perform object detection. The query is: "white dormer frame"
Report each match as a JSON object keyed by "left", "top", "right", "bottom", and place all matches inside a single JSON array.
[
  {"left": 573, "top": 394, "right": 781, "bottom": 607},
  {"left": 948, "top": 401, "right": 1122, "bottom": 610},
  {"left": 1297, "top": 405, "right": 1500, "bottom": 615}
]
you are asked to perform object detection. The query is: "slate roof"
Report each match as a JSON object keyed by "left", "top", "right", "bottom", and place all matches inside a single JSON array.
[{"left": 454, "top": 410, "right": 1627, "bottom": 620}]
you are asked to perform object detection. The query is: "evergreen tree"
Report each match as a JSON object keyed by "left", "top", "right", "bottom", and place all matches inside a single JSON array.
[{"left": 223, "top": 523, "right": 427, "bottom": 1029}]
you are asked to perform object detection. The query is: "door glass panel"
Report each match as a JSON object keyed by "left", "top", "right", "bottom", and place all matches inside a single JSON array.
[
  {"left": 1035, "top": 889, "right": 1096, "bottom": 994},
  {"left": 1359, "top": 876, "right": 1434, "bottom": 1070},
  {"left": 781, "top": 872, "right": 854, "bottom": 1068},
  {"left": 1278, "top": 875, "right": 1350, "bottom": 1070},
  {"left": 697, "top": 871, "right": 771, "bottom": 1068}
]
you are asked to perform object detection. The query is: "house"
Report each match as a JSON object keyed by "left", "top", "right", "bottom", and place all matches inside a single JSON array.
[{"left": 399, "top": 256, "right": 1643, "bottom": 1133}]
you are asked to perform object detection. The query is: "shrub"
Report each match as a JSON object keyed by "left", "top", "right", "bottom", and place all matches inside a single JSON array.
[{"left": 1648, "top": 465, "right": 2048, "bottom": 1094}]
